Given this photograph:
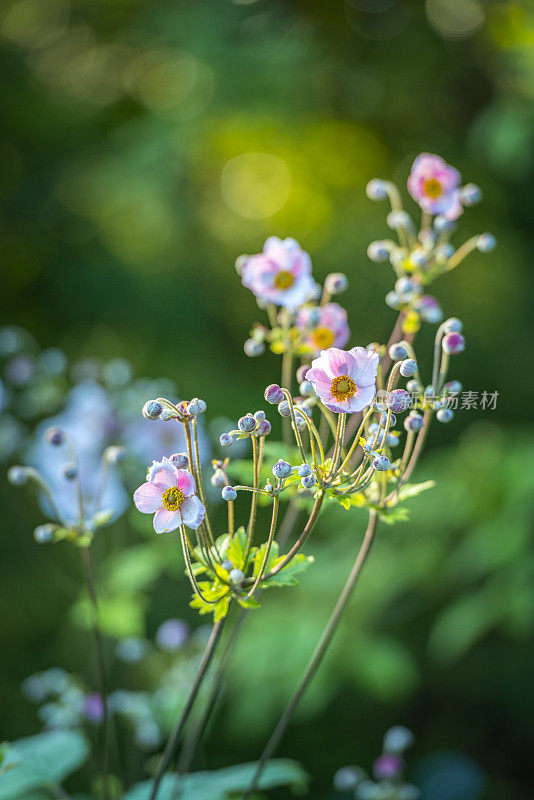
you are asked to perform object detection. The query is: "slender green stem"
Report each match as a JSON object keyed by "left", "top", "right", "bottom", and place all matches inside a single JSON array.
[
  {"left": 246, "top": 495, "right": 279, "bottom": 598},
  {"left": 175, "top": 500, "right": 300, "bottom": 779},
  {"left": 80, "top": 547, "right": 110, "bottom": 800},
  {"left": 243, "top": 510, "right": 379, "bottom": 798},
  {"left": 148, "top": 620, "right": 225, "bottom": 800}
]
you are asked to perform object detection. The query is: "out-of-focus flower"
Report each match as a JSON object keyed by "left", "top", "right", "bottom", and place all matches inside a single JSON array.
[
  {"left": 241, "top": 236, "right": 315, "bottom": 309},
  {"left": 296, "top": 303, "right": 350, "bottom": 355},
  {"left": 155, "top": 619, "right": 189, "bottom": 651},
  {"left": 134, "top": 457, "right": 205, "bottom": 533},
  {"left": 84, "top": 693, "right": 104, "bottom": 723},
  {"left": 306, "top": 347, "right": 379, "bottom": 413},
  {"left": 407, "top": 153, "right": 462, "bottom": 219}
]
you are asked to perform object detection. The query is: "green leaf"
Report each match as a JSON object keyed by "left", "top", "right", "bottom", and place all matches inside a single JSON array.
[
  {"left": 0, "top": 730, "right": 89, "bottom": 800},
  {"left": 395, "top": 480, "right": 436, "bottom": 503},
  {"left": 225, "top": 528, "right": 248, "bottom": 571},
  {"left": 214, "top": 595, "right": 231, "bottom": 621},
  {"left": 377, "top": 506, "right": 410, "bottom": 525},
  {"left": 263, "top": 554, "right": 314, "bottom": 587},
  {"left": 252, "top": 541, "right": 280, "bottom": 578},
  {"left": 124, "top": 758, "right": 308, "bottom": 800}
]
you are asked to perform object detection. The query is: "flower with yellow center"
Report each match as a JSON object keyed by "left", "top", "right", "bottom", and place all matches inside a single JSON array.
[
  {"left": 312, "top": 326, "right": 335, "bottom": 350},
  {"left": 133, "top": 457, "right": 206, "bottom": 533},
  {"left": 274, "top": 270, "right": 295, "bottom": 290},
  {"left": 423, "top": 178, "right": 443, "bottom": 199},
  {"left": 330, "top": 374, "right": 357, "bottom": 402},
  {"left": 161, "top": 486, "right": 185, "bottom": 512}
]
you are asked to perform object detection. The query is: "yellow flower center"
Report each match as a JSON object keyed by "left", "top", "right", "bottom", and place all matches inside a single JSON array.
[
  {"left": 423, "top": 178, "right": 442, "bottom": 199},
  {"left": 330, "top": 374, "right": 357, "bottom": 401},
  {"left": 161, "top": 486, "right": 185, "bottom": 512},
  {"left": 312, "top": 326, "right": 335, "bottom": 350},
  {"left": 274, "top": 270, "right": 295, "bottom": 290}
]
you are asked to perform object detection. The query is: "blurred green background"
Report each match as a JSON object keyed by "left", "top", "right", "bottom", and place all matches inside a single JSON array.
[{"left": 1, "top": 0, "right": 534, "bottom": 798}]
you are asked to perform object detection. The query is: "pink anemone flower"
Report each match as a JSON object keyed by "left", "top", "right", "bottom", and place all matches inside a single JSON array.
[
  {"left": 296, "top": 303, "right": 349, "bottom": 355},
  {"left": 306, "top": 347, "right": 379, "bottom": 413},
  {"left": 407, "top": 153, "right": 462, "bottom": 220},
  {"left": 134, "top": 457, "right": 205, "bottom": 533},
  {"left": 241, "top": 236, "right": 316, "bottom": 309}
]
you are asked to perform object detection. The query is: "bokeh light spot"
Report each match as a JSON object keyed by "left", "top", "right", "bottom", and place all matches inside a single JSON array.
[{"left": 220, "top": 153, "right": 291, "bottom": 219}]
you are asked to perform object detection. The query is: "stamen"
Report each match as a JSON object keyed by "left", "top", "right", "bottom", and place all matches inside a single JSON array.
[
  {"left": 274, "top": 270, "right": 295, "bottom": 290},
  {"left": 331, "top": 374, "right": 357, "bottom": 401},
  {"left": 161, "top": 486, "right": 185, "bottom": 511},
  {"left": 423, "top": 178, "right": 442, "bottom": 199},
  {"left": 312, "top": 326, "right": 335, "bottom": 350}
]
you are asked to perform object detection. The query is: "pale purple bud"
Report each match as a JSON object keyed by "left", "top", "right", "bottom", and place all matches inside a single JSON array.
[
  {"left": 442, "top": 332, "right": 465, "bottom": 355},
  {"left": 265, "top": 384, "right": 284, "bottom": 404},
  {"left": 170, "top": 452, "right": 189, "bottom": 469},
  {"left": 373, "top": 754, "right": 404, "bottom": 780},
  {"left": 238, "top": 414, "right": 257, "bottom": 433},
  {"left": 366, "top": 178, "right": 388, "bottom": 200},
  {"left": 477, "top": 233, "right": 496, "bottom": 252},
  {"left": 373, "top": 454, "right": 390, "bottom": 471},
  {"left": 400, "top": 359, "right": 418, "bottom": 377},
  {"left": 219, "top": 433, "right": 234, "bottom": 447},
  {"left": 387, "top": 389, "right": 411, "bottom": 413},
  {"left": 222, "top": 486, "right": 237, "bottom": 501},
  {"left": 273, "top": 460, "right": 292, "bottom": 479},
  {"left": 437, "top": 408, "right": 454, "bottom": 423},
  {"left": 325, "top": 272, "right": 348, "bottom": 294},
  {"left": 142, "top": 400, "right": 163, "bottom": 420}
]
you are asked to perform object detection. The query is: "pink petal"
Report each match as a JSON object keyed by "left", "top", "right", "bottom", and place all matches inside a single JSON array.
[
  {"left": 349, "top": 347, "right": 379, "bottom": 387},
  {"left": 174, "top": 469, "right": 196, "bottom": 497},
  {"left": 133, "top": 482, "right": 166, "bottom": 514},
  {"left": 153, "top": 507, "right": 182, "bottom": 534},
  {"left": 322, "top": 348, "right": 357, "bottom": 379},
  {"left": 151, "top": 466, "right": 178, "bottom": 489},
  {"left": 180, "top": 495, "right": 206, "bottom": 530},
  {"left": 345, "top": 383, "right": 376, "bottom": 413}
]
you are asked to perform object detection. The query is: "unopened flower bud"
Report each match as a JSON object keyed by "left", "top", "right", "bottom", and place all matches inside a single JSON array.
[
  {"left": 477, "top": 233, "right": 496, "bottom": 252},
  {"left": 325, "top": 272, "right": 348, "bottom": 294},
  {"left": 170, "top": 452, "right": 189, "bottom": 469},
  {"left": 367, "top": 241, "right": 389, "bottom": 262},
  {"left": 142, "top": 400, "right": 163, "bottom": 420},
  {"left": 301, "top": 474, "right": 316, "bottom": 489},
  {"left": 256, "top": 419, "right": 271, "bottom": 436},
  {"left": 386, "top": 432, "right": 400, "bottom": 447},
  {"left": 389, "top": 343, "right": 409, "bottom": 361},
  {"left": 368, "top": 422, "right": 380, "bottom": 435},
  {"left": 442, "top": 332, "right": 465, "bottom": 355},
  {"left": 45, "top": 427, "right": 64, "bottom": 446},
  {"left": 409, "top": 249, "right": 428, "bottom": 268},
  {"left": 404, "top": 412, "right": 424, "bottom": 431},
  {"left": 8, "top": 465, "right": 29, "bottom": 485},
  {"left": 299, "top": 380, "right": 314, "bottom": 397},
  {"left": 373, "top": 754, "right": 404, "bottom": 780},
  {"left": 235, "top": 254, "right": 248, "bottom": 275},
  {"left": 295, "top": 365, "right": 310, "bottom": 384},
  {"left": 62, "top": 463, "right": 78, "bottom": 480},
  {"left": 400, "top": 359, "right": 418, "bottom": 377},
  {"left": 460, "top": 183, "right": 482, "bottom": 206},
  {"left": 414, "top": 295, "right": 442, "bottom": 324},
  {"left": 244, "top": 338, "right": 265, "bottom": 357},
  {"left": 219, "top": 433, "right": 234, "bottom": 447},
  {"left": 273, "top": 459, "right": 292, "bottom": 479},
  {"left": 373, "top": 454, "right": 390, "bottom": 471},
  {"left": 278, "top": 400, "right": 291, "bottom": 417},
  {"left": 435, "top": 243, "right": 454, "bottom": 263},
  {"left": 253, "top": 410, "right": 266, "bottom": 422},
  {"left": 366, "top": 178, "right": 388, "bottom": 200},
  {"left": 222, "top": 559, "right": 234, "bottom": 571},
  {"left": 406, "top": 380, "right": 419, "bottom": 393},
  {"left": 380, "top": 413, "right": 396, "bottom": 428},
  {"left": 385, "top": 291, "right": 401, "bottom": 310},
  {"left": 387, "top": 389, "right": 411, "bottom": 413},
  {"left": 34, "top": 523, "right": 56, "bottom": 544},
  {"left": 387, "top": 210, "right": 412, "bottom": 230},
  {"left": 437, "top": 408, "right": 454, "bottom": 423},
  {"left": 434, "top": 215, "right": 457, "bottom": 234},
  {"left": 229, "top": 568, "right": 244, "bottom": 585},
  {"left": 188, "top": 398, "right": 206, "bottom": 416},
  {"left": 443, "top": 317, "right": 462, "bottom": 333},
  {"left": 238, "top": 414, "right": 257, "bottom": 433},
  {"left": 443, "top": 380, "right": 462, "bottom": 394},
  {"left": 264, "top": 384, "right": 284, "bottom": 404},
  {"left": 383, "top": 725, "right": 415, "bottom": 754},
  {"left": 221, "top": 486, "right": 237, "bottom": 501},
  {"left": 298, "top": 463, "right": 312, "bottom": 477}
]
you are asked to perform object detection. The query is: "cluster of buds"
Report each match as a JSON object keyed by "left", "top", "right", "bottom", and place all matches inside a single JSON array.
[
  {"left": 8, "top": 426, "right": 125, "bottom": 546},
  {"left": 219, "top": 410, "right": 272, "bottom": 448},
  {"left": 142, "top": 396, "right": 207, "bottom": 422},
  {"left": 334, "top": 725, "right": 419, "bottom": 799},
  {"left": 367, "top": 154, "right": 495, "bottom": 334}
]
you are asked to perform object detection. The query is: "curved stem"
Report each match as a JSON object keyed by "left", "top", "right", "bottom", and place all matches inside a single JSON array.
[
  {"left": 80, "top": 548, "right": 110, "bottom": 800},
  {"left": 243, "top": 510, "right": 379, "bottom": 798},
  {"left": 148, "top": 620, "right": 225, "bottom": 800}
]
